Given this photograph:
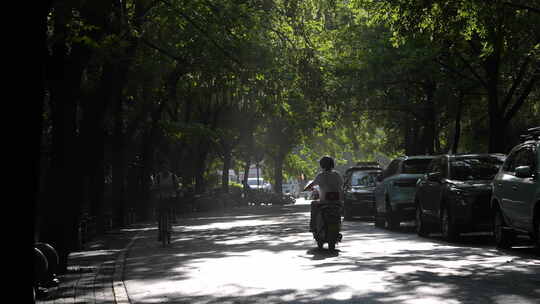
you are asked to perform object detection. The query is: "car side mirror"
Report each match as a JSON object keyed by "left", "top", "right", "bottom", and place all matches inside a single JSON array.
[
  {"left": 515, "top": 166, "right": 532, "bottom": 178},
  {"left": 427, "top": 172, "right": 442, "bottom": 181}
]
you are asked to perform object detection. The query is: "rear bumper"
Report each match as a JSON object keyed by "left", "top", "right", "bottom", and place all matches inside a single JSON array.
[
  {"left": 451, "top": 193, "right": 493, "bottom": 233},
  {"left": 391, "top": 201, "right": 416, "bottom": 221},
  {"left": 345, "top": 199, "right": 376, "bottom": 217}
]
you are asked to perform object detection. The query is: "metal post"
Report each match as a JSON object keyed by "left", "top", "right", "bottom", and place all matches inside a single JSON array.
[{"left": 256, "top": 162, "right": 260, "bottom": 187}]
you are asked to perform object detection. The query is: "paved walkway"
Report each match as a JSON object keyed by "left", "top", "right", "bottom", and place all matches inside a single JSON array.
[
  {"left": 36, "top": 222, "right": 153, "bottom": 304},
  {"left": 35, "top": 202, "right": 540, "bottom": 303}
]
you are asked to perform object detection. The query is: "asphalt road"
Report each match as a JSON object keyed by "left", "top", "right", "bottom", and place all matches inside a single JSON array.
[{"left": 123, "top": 198, "right": 540, "bottom": 304}]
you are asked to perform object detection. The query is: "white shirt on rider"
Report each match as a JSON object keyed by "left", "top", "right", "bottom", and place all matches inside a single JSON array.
[{"left": 313, "top": 170, "right": 344, "bottom": 202}]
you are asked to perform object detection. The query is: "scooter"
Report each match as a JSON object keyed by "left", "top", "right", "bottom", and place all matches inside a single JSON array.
[{"left": 313, "top": 199, "right": 343, "bottom": 250}]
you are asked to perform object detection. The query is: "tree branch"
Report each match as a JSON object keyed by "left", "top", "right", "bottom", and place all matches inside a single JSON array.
[
  {"left": 503, "top": 72, "right": 539, "bottom": 124},
  {"left": 502, "top": 56, "right": 531, "bottom": 111},
  {"left": 141, "top": 38, "right": 186, "bottom": 63},
  {"left": 435, "top": 57, "right": 479, "bottom": 84},
  {"left": 503, "top": 2, "right": 540, "bottom": 15},
  {"left": 159, "top": 0, "right": 244, "bottom": 69},
  {"left": 454, "top": 50, "right": 489, "bottom": 88}
]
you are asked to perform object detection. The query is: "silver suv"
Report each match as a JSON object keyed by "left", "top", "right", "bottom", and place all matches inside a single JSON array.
[
  {"left": 374, "top": 155, "right": 436, "bottom": 230},
  {"left": 491, "top": 127, "right": 539, "bottom": 251}
]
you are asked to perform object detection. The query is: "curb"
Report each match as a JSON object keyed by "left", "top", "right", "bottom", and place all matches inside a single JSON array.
[{"left": 112, "top": 232, "right": 141, "bottom": 304}]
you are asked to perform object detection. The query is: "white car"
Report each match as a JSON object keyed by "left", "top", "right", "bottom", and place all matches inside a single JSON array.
[
  {"left": 491, "top": 127, "right": 539, "bottom": 250},
  {"left": 282, "top": 182, "right": 300, "bottom": 197},
  {"left": 247, "top": 178, "right": 271, "bottom": 191}
]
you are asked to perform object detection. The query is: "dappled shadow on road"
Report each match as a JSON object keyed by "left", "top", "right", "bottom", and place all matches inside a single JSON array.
[
  {"left": 306, "top": 248, "right": 340, "bottom": 260},
  {"left": 124, "top": 204, "right": 540, "bottom": 304}
]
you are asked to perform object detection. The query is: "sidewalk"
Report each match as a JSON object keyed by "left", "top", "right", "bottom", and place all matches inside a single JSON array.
[{"left": 36, "top": 222, "right": 153, "bottom": 304}]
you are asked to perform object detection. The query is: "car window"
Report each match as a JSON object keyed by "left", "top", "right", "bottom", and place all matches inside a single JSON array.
[
  {"left": 502, "top": 148, "right": 519, "bottom": 172},
  {"left": 401, "top": 158, "right": 433, "bottom": 174},
  {"left": 426, "top": 159, "right": 437, "bottom": 173},
  {"left": 514, "top": 146, "right": 536, "bottom": 171},
  {"left": 427, "top": 158, "right": 442, "bottom": 174},
  {"left": 247, "top": 179, "right": 264, "bottom": 185},
  {"left": 350, "top": 171, "right": 379, "bottom": 187},
  {"left": 503, "top": 145, "right": 536, "bottom": 173},
  {"left": 449, "top": 156, "right": 504, "bottom": 180},
  {"left": 441, "top": 157, "right": 449, "bottom": 177},
  {"left": 384, "top": 160, "right": 400, "bottom": 178}
]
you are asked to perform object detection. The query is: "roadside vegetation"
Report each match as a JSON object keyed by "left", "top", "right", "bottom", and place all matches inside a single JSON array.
[{"left": 34, "top": 0, "right": 539, "bottom": 271}]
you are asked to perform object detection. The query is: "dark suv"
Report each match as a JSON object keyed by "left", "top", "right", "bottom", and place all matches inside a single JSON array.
[
  {"left": 491, "top": 127, "right": 540, "bottom": 250},
  {"left": 342, "top": 162, "right": 383, "bottom": 220},
  {"left": 415, "top": 153, "right": 506, "bottom": 241}
]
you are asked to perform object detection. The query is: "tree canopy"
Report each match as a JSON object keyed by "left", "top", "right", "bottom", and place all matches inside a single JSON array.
[{"left": 36, "top": 0, "right": 539, "bottom": 271}]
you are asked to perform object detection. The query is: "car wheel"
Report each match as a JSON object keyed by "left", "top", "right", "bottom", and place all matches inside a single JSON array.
[
  {"left": 343, "top": 204, "right": 352, "bottom": 221},
  {"left": 441, "top": 207, "right": 459, "bottom": 242},
  {"left": 317, "top": 240, "right": 324, "bottom": 249},
  {"left": 374, "top": 210, "right": 385, "bottom": 228},
  {"left": 493, "top": 208, "right": 513, "bottom": 249},
  {"left": 385, "top": 201, "right": 399, "bottom": 230},
  {"left": 536, "top": 220, "right": 540, "bottom": 254},
  {"left": 415, "top": 203, "right": 429, "bottom": 237}
]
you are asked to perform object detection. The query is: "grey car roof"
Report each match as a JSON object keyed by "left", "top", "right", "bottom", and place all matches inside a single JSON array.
[
  {"left": 443, "top": 153, "right": 506, "bottom": 159},
  {"left": 397, "top": 155, "right": 438, "bottom": 160}
]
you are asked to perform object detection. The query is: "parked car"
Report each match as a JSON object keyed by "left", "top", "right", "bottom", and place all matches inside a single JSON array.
[
  {"left": 374, "top": 155, "right": 437, "bottom": 229},
  {"left": 491, "top": 126, "right": 540, "bottom": 250},
  {"left": 282, "top": 181, "right": 300, "bottom": 198},
  {"left": 247, "top": 178, "right": 271, "bottom": 192},
  {"left": 415, "top": 153, "right": 506, "bottom": 241},
  {"left": 342, "top": 162, "right": 383, "bottom": 220}
]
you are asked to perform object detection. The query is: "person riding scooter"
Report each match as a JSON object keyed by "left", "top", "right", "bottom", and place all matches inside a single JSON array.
[{"left": 304, "top": 156, "right": 344, "bottom": 233}]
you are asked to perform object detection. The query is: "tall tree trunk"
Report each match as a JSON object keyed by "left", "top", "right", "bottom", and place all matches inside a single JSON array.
[
  {"left": 485, "top": 52, "right": 507, "bottom": 153},
  {"left": 243, "top": 158, "right": 251, "bottom": 190},
  {"left": 488, "top": 109, "right": 507, "bottom": 153},
  {"left": 79, "top": 87, "right": 108, "bottom": 233},
  {"left": 141, "top": 130, "right": 157, "bottom": 220},
  {"left": 41, "top": 40, "right": 89, "bottom": 272},
  {"left": 112, "top": 93, "right": 127, "bottom": 228},
  {"left": 451, "top": 93, "right": 464, "bottom": 154},
  {"left": 194, "top": 138, "right": 210, "bottom": 194},
  {"left": 221, "top": 143, "right": 232, "bottom": 193},
  {"left": 195, "top": 150, "right": 208, "bottom": 194},
  {"left": 423, "top": 82, "right": 437, "bottom": 155},
  {"left": 403, "top": 116, "right": 413, "bottom": 155},
  {"left": 273, "top": 153, "right": 285, "bottom": 195},
  {"left": 34, "top": 0, "right": 52, "bottom": 245},
  {"left": 404, "top": 117, "right": 422, "bottom": 155}
]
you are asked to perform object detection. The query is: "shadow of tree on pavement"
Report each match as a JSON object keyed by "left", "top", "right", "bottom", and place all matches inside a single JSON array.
[{"left": 121, "top": 204, "right": 540, "bottom": 304}]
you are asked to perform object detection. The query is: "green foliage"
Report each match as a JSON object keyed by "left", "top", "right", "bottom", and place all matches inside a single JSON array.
[{"left": 43, "top": 0, "right": 540, "bottom": 218}]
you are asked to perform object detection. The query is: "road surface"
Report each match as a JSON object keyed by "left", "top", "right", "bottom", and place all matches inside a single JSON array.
[{"left": 123, "top": 198, "right": 540, "bottom": 304}]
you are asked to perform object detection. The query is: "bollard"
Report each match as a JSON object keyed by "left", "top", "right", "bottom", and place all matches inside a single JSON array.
[
  {"left": 35, "top": 242, "right": 60, "bottom": 288},
  {"left": 34, "top": 246, "right": 53, "bottom": 299},
  {"left": 34, "top": 247, "right": 48, "bottom": 287}
]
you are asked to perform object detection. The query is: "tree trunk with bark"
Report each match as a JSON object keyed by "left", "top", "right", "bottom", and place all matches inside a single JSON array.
[
  {"left": 41, "top": 39, "right": 90, "bottom": 272},
  {"left": 222, "top": 146, "right": 232, "bottom": 193},
  {"left": 422, "top": 82, "right": 437, "bottom": 155},
  {"left": 451, "top": 93, "right": 463, "bottom": 154},
  {"left": 273, "top": 152, "right": 285, "bottom": 195}
]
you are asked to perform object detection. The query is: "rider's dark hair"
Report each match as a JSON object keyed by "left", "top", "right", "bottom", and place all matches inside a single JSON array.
[{"left": 319, "top": 156, "right": 334, "bottom": 171}]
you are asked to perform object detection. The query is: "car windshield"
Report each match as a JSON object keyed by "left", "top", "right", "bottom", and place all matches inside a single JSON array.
[
  {"left": 401, "top": 159, "right": 432, "bottom": 174},
  {"left": 450, "top": 156, "right": 504, "bottom": 180},
  {"left": 350, "top": 171, "right": 379, "bottom": 187},
  {"left": 247, "top": 179, "right": 263, "bottom": 185}
]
